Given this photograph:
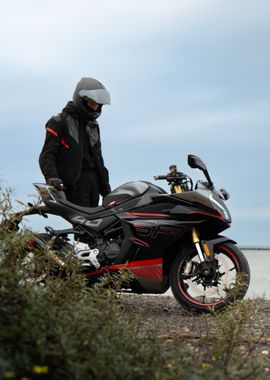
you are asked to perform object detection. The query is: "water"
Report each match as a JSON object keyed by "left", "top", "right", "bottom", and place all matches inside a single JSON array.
[{"left": 242, "top": 249, "right": 270, "bottom": 299}]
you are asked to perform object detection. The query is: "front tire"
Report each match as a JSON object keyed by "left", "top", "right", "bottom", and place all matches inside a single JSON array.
[{"left": 170, "top": 242, "right": 250, "bottom": 313}]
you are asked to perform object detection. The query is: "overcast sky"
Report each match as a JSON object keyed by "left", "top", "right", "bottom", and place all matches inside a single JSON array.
[{"left": 0, "top": 0, "right": 270, "bottom": 245}]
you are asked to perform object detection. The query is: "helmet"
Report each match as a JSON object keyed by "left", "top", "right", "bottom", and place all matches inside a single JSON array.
[{"left": 73, "top": 77, "right": 111, "bottom": 120}]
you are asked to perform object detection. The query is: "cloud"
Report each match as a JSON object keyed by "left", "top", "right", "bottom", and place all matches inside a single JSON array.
[
  {"left": 1, "top": 0, "right": 270, "bottom": 244},
  {"left": 0, "top": 1, "right": 159, "bottom": 68},
  {"left": 0, "top": 0, "right": 223, "bottom": 71},
  {"left": 232, "top": 207, "right": 270, "bottom": 221}
]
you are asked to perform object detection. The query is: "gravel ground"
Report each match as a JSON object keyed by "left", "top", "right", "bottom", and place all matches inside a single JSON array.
[{"left": 120, "top": 293, "right": 270, "bottom": 374}]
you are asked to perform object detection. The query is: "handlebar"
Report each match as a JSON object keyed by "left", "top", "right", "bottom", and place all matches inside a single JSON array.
[
  {"left": 154, "top": 175, "right": 168, "bottom": 180},
  {"left": 154, "top": 173, "right": 189, "bottom": 181},
  {"left": 154, "top": 170, "right": 193, "bottom": 193},
  {"left": 154, "top": 155, "right": 216, "bottom": 194}
]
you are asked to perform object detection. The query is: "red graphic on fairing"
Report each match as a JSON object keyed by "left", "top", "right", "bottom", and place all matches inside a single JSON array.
[
  {"left": 83, "top": 258, "right": 163, "bottom": 280},
  {"left": 134, "top": 223, "right": 185, "bottom": 239}
]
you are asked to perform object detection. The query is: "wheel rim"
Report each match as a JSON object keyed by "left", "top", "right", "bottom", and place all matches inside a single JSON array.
[{"left": 177, "top": 245, "right": 241, "bottom": 308}]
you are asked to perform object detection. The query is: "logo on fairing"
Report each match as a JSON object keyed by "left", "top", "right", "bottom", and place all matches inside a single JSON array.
[
  {"left": 71, "top": 216, "right": 102, "bottom": 227},
  {"left": 134, "top": 222, "right": 185, "bottom": 239}
]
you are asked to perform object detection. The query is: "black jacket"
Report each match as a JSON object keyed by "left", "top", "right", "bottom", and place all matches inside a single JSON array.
[{"left": 39, "top": 102, "right": 111, "bottom": 196}]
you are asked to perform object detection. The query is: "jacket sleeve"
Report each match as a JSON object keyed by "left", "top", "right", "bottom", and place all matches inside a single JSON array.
[
  {"left": 95, "top": 128, "right": 111, "bottom": 196},
  {"left": 39, "top": 116, "right": 63, "bottom": 180}
]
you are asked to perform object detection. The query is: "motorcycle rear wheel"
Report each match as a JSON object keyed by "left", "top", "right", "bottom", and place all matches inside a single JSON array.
[
  {"left": 19, "top": 233, "right": 74, "bottom": 285},
  {"left": 170, "top": 242, "right": 250, "bottom": 314}
]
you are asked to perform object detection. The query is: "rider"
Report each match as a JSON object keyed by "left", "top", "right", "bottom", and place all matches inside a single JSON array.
[{"left": 39, "top": 77, "right": 111, "bottom": 207}]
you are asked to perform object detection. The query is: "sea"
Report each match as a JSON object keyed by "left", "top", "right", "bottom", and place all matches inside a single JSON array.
[{"left": 242, "top": 249, "right": 270, "bottom": 300}]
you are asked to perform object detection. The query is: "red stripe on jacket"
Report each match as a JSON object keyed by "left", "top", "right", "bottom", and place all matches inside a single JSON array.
[
  {"left": 47, "top": 127, "right": 58, "bottom": 137},
  {"left": 61, "top": 138, "right": 69, "bottom": 149}
]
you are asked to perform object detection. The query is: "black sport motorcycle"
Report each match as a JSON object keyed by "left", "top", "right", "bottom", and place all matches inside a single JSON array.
[{"left": 6, "top": 155, "right": 250, "bottom": 313}]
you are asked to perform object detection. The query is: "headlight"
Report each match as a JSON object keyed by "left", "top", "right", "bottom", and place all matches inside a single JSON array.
[{"left": 209, "top": 193, "right": 231, "bottom": 222}]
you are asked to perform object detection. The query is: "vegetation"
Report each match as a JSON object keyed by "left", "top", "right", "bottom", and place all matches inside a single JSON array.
[{"left": 0, "top": 187, "right": 269, "bottom": 379}]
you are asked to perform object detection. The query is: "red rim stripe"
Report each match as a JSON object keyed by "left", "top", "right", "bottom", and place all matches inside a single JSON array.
[{"left": 178, "top": 245, "right": 240, "bottom": 307}]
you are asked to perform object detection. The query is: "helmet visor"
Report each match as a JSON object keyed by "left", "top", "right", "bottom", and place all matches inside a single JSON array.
[{"left": 79, "top": 89, "right": 111, "bottom": 105}]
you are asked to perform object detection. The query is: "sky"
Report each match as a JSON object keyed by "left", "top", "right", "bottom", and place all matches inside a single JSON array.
[{"left": 0, "top": 0, "right": 270, "bottom": 246}]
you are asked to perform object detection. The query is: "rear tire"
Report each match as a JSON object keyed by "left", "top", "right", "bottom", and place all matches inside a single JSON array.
[
  {"left": 21, "top": 233, "right": 74, "bottom": 284},
  {"left": 170, "top": 242, "right": 250, "bottom": 314}
]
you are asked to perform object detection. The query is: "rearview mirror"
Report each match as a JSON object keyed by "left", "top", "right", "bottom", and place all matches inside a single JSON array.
[
  {"left": 188, "top": 154, "right": 214, "bottom": 189},
  {"left": 188, "top": 155, "right": 207, "bottom": 171}
]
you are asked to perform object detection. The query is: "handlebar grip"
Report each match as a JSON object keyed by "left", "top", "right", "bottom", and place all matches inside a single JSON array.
[{"left": 154, "top": 175, "right": 168, "bottom": 180}]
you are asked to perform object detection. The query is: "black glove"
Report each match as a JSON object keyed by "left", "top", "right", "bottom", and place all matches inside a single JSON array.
[
  {"left": 100, "top": 185, "right": 111, "bottom": 197},
  {"left": 101, "top": 189, "right": 111, "bottom": 197},
  {"left": 47, "top": 177, "right": 65, "bottom": 190}
]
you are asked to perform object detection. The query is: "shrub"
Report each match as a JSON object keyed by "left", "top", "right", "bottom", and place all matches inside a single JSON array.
[
  {"left": 194, "top": 299, "right": 268, "bottom": 379},
  {"left": 0, "top": 186, "right": 268, "bottom": 379}
]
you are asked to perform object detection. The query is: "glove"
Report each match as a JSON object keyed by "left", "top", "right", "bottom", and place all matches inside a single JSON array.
[
  {"left": 47, "top": 177, "right": 65, "bottom": 190},
  {"left": 100, "top": 188, "right": 111, "bottom": 197},
  {"left": 100, "top": 184, "right": 111, "bottom": 197}
]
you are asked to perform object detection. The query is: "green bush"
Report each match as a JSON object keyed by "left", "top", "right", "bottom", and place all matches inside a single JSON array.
[
  {"left": 0, "top": 229, "right": 191, "bottom": 380},
  {"left": 0, "top": 186, "right": 268, "bottom": 380},
  {"left": 196, "top": 300, "right": 268, "bottom": 380}
]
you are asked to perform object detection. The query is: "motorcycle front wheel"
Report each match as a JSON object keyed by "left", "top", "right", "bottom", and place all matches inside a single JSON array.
[{"left": 170, "top": 242, "right": 250, "bottom": 314}]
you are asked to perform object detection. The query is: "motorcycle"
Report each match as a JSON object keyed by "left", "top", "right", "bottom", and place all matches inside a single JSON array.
[{"left": 6, "top": 154, "right": 250, "bottom": 313}]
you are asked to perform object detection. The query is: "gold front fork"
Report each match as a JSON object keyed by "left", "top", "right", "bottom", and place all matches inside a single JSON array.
[
  {"left": 170, "top": 165, "right": 183, "bottom": 194},
  {"left": 173, "top": 185, "right": 182, "bottom": 193},
  {"left": 192, "top": 228, "right": 212, "bottom": 261},
  {"left": 192, "top": 228, "right": 205, "bottom": 262}
]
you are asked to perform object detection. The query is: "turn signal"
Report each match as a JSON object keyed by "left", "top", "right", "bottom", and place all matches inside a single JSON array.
[{"left": 203, "top": 242, "right": 211, "bottom": 257}]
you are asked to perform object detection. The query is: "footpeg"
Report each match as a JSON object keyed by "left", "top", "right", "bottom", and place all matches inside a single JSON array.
[
  {"left": 88, "top": 248, "right": 100, "bottom": 269},
  {"left": 74, "top": 243, "right": 101, "bottom": 269}
]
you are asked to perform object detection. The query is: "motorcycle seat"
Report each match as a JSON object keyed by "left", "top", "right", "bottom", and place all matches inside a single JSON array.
[{"left": 59, "top": 199, "right": 105, "bottom": 215}]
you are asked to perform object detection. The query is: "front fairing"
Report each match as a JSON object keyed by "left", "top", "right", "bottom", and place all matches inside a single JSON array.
[
  {"left": 209, "top": 191, "right": 231, "bottom": 222},
  {"left": 170, "top": 188, "right": 231, "bottom": 223},
  {"left": 171, "top": 188, "right": 213, "bottom": 208}
]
